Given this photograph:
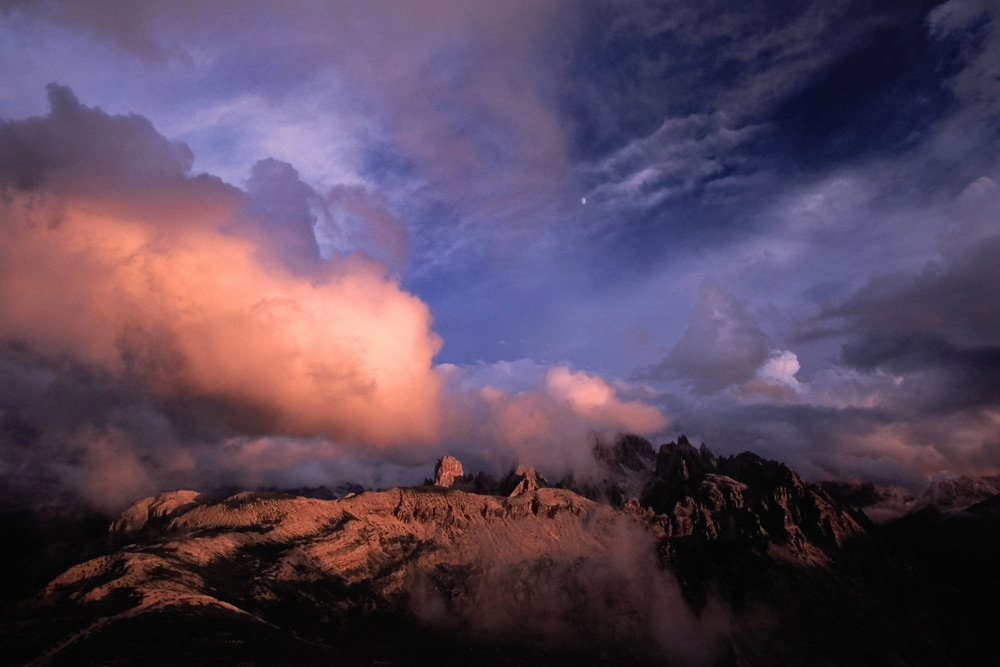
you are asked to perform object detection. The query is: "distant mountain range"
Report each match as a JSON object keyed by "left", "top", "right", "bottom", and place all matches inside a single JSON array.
[{"left": 2, "top": 436, "right": 998, "bottom": 666}]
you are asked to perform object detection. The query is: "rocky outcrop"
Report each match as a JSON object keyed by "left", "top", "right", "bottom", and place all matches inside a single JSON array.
[
  {"left": 643, "top": 444, "right": 863, "bottom": 564},
  {"left": 500, "top": 464, "right": 548, "bottom": 497},
  {"left": 593, "top": 433, "right": 657, "bottom": 473},
  {"left": 912, "top": 475, "right": 1000, "bottom": 515},
  {"left": 433, "top": 456, "right": 464, "bottom": 488},
  {"left": 110, "top": 490, "right": 202, "bottom": 535},
  {"left": 656, "top": 435, "right": 718, "bottom": 487}
]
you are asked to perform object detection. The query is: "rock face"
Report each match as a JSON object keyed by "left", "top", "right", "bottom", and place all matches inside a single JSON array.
[
  {"left": 433, "top": 455, "right": 464, "bottom": 487},
  {"left": 578, "top": 435, "right": 864, "bottom": 565},
  {"left": 646, "top": 449, "right": 866, "bottom": 565},
  {"left": 500, "top": 464, "right": 548, "bottom": 497},
  {"left": 109, "top": 490, "right": 202, "bottom": 534},
  {"left": 912, "top": 475, "right": 1000, "bottom": 514}
]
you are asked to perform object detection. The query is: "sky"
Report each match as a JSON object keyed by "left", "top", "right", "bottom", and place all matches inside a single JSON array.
[{"left": 1, "top": 0, "right": 998, "bottom": 509}]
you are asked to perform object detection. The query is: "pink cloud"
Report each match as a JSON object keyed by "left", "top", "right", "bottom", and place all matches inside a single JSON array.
[
  {"left": 440, "top": 363, "right": 669, "bottom": 474},
  {"left": 0, "top": 193, "right": 444, "bottom": 445},
  {"left": 0, "top": 89, "right": 444, "bottom": 449}
]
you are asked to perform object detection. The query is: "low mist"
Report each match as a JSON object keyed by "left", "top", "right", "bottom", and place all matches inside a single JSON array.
[{"left": 406, "top": 520, "right": 733, "bottom": 666}]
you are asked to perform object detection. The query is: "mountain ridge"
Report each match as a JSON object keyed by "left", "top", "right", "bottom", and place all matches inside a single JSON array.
[{"left": 3, "top": 435, "right": 999, "bottom": 666}]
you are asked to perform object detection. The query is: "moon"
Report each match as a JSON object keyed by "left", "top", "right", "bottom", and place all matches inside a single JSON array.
[{"left": 581, "top": 197, "right": 587, "bottom": 205}]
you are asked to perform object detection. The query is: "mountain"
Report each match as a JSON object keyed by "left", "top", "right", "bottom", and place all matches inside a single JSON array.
[
  {"left": 910, "top": 475, "right": 1000, "bottom": 514},
  {"left": 2, "top": 436, "right": 999, "bottom": 666},
  {"left": 818, "top": 480, "right": 917, "bottom": 523},
  {"left": 821, "top": 473, "right": 1000, "bottom": 523}
]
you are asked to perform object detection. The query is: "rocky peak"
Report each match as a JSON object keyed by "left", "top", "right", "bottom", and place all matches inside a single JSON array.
[
  {"left": 642, "top": 444, "right": 863, "bottom": 564},
  {"left": 110, "top": 490, "right": 202, "bottom": 534},
  {"left": 594, "top": 433, "right": 657, "bottom": 472},
  {"left": 820, "top": 481, "right": 916, "bottom": 523},
  {"left": 654, "top": 435, "right": 718, "bottom": 485},
  {"left": 501, "top": 465, "right": 549, "bottom": 497},
  {"left": 912, "top": 475, "right": 1000, "bottom": 515},
  {"left": 12, "top": 454, "right": 1000, "bottom": 666},
  {"left": 433, "top": 456, "right": 464, "bottom": 488},
  {"left": 644, "top": 437, "right": 718, "bottom": 510},
  {"left": 717, "top": 452, "right": 804, "bottom": 492}
]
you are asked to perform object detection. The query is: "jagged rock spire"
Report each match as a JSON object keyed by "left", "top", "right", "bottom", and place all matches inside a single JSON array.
[
  {"left": 433, "top": 456, "right": 464, "bottom": 488},
  {"left": 505, "top": 465, "right": 548, "bottom": 497}
]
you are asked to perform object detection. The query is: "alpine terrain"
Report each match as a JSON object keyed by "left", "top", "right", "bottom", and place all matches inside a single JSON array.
[{"left": 2, "top": 436, "right": 999, "bottom": 666}]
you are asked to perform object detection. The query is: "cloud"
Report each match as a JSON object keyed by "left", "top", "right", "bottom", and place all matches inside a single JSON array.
[
  {"left": 642, "top": 281, "right": 770, "bottom": 394},
  {"left": 0, "top": 86, "right": 444, "bottom": 452},
  {"left": 65, "top": 428, "right": 160, "bottom": 512},
  {"left": 3, "top": 0, "right": 996, "bottom": 505},
  {"left": 408, "top": 518, "right": 732, "bottom": 665},
  {"left": 438, "top": 362, "right": 668, "bottom": 476},
  {"left": 0, "top": 83, "right": 195, "bottom": 191},
  {"left": 322, "top": 184, "right": 409, "bottom": 274},
  {"left": 3, "top": 1, "right": 578, "bottom": 227},
  {"left": 585, "top": 112, "right": 763, "bottom": 209},
  {"left": 810, "top": 239, "right": 1000, "bottom": 350},
  {"left": 545, "top": 366, "right": 667, "bottom": 431},
  {"left": 241, "top": 157, "right": 324, "bottom": 274},
  {"left": 657, "top": 170, "right": 1000, "bottom": 484},
  {"left": 0, "top": 87, "right": 675, "bottom": 508},
  {"left": 796, "top": 173, "right": 1000, "bottom": 419},
  {"left": 928, "top": 0, "right": 999, "bottom": 120}
]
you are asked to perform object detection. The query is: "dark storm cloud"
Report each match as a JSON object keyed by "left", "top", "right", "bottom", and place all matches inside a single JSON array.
[
  {"left": 657, "top": 397, "right": 929, "bottom": 489},
  {"left": 671, "top": 173, "right": 1000, "bottom": 483},
  {"left": 0, "top": 83, "right": 194, "bottom": 190},
  {"left": 640, "top": 281, "right": 771, "bottom": 394},
  {"left": 811, "top": 235, "right": 1000, "bottom": 348},
  {"left": 696, "top": 239, "right": 1000, "bottom": 481},
  {"left": 841, "top": 334, "right": 1000, "bottom": 414},
  {"left": 800, "top": 172, "right": 1000, "bottom": 413},
  {"left": 641, "top": 158, "right": 1000, "bottom": 482},
  {"left": 802, "top": 229, "right": 1000, "bottom": 422}
]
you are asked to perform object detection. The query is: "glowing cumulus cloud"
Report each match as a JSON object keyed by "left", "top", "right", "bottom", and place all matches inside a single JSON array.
[{"left": 0, "top": 197, "right": 444, "bottom": 446}]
